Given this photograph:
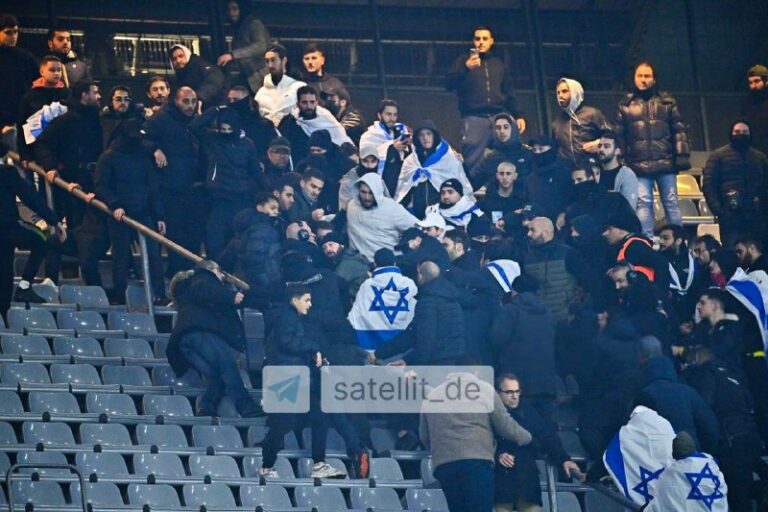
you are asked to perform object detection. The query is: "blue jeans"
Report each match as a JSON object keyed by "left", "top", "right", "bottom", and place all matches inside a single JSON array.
[
  {"left": 637, "top": 174, "right": 681, "bottom": 236},
  {"left": 179, "top": 331, "right": 256, "bottom": 415},
  {"left": 461, "top": 115, "right": 494, "bottom": 175},
  {"left": 434, "top": 459, "right": 495, "bottom": 512}
]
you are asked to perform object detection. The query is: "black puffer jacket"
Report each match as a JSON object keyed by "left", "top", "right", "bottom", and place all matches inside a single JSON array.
[
  {"left": 228, "top": 96, "right": 278, "bottom": 158},
  {"left": 232, "top": 209, "right": 283, "bottom": 304},
  {"left": 172, "top": 52, "right": 227, "bottom": 108},
  {"left": 264, "top": 303, "right": 318, "bottom": 367},
  {"left": 445, "top": 50, "right": 522, "bottom": 118},
  {"left": 407, "top": 276, "right": 466, "bottom": 365},
  {"left": 615, "top": 88, "right": 690, "bottom": 176},
  {"left": 100, "top": 104, "right": 146, "bottom": 150},
  {"left": 166, "top": 269, "right": 245, "bottom": 376},
  {"left": 702, "top": 138, "right": 768, "bottom": 217},
  {"left": 552, "top": 104, "right": 609, "bottom": 164},
  {"left": 470, "top": 129, "right": 533, "bottom": 187}
]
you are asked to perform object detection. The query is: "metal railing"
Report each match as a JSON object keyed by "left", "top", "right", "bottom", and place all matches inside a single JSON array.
[
  {"left": 5, "top": 463, "right": 88, "bottom": 512},
  {"left": 7, "top": 151, "right": 249, "bottom": 316}
]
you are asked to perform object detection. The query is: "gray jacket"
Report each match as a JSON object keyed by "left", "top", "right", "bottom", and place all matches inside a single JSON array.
[
  {"left": 231, "top": 15, "right": 271, "bottom": 92},
  {"left": 419, "top": 375, "right": 532, "bottom": 469},
  {"left": 613, "top": 165, "right": 639, "bottom": 210}
]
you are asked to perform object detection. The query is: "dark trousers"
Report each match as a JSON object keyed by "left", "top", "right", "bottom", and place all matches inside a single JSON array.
[
  {"left": 108, "top": 216, "right": 165, "bottom": 302},
  {"left": 262, "top": 371, "right": 361, "bottom": 469},
  {"left": 460, "top": 115, "right": 494, "bottom": 175},
  {"left": 743, "top": 356, "right": 768, "bottom": 444},
  {"left": 74, "top": 210, "right": 110, "bottom": 286},
  {"left": 205, "top": 197, "right": 251, "bottom": 262},
  {"left": 434, "top": 459, "right": 495, "bottom": 512},
  {"left": 718, "top": 211, "right": 763, "bottom": 249},
  {"left": 719, "top": 430, "right": 763, "bottom": 512},
  {"left": 0, "top": 221, "right": 49, "bottom": 316},
  {"left": 179, "top": 331, "right": 255, "bottom": 416},
  {"left": 161, "top": 189, "right": 206, "bottom": 277}
]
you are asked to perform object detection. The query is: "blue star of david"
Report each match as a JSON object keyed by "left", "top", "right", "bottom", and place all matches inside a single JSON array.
[
  {"left": 369, "top": 278, "right": 410, "bottom": 325},
  {"left": 632, "top": 465, "right": 664, "bottom": 504},
  {"left": 685, "top": 462, "right": 725, "bottom": 511}
]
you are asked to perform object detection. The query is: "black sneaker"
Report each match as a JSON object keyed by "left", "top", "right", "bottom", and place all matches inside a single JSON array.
[{"left": 14, "top": 287, "right": 46, "bottom": 303}]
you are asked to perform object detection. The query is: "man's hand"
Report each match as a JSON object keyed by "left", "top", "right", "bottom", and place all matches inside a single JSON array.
[
  {"left": 311, "top": 208, "right": 325, "bottom": 221},
  {"left": 563, "top": 461, "right": 585, "bottom": 482},
  {"left": 315, "top": 352, "right": 324, "bottom": 368},
  {"left": 366, "top": 352, "right": 377, "bottom": 365},
  {"left": 113, "top": 208, "right": 126, "bottom": 221},
  {"left": 516, "top": 118, "right": 526, "bottom": 134},
  {"left": 555, "top": 212, "right": 566, "bottom": 230},
  {"left": 465, "top": 54, "right": 482, "bottom": 70},
  {"left": 45, "top": 170, "right": 58, "bottom": 183},
  {"left": 498, "top": 453, "right": 515, "bottom": 468},
  {"left": 597, "top": 311, "right": 609, "bottom": 331},
  {"left": 1, "top": 124, "right": 13, "bottom": 135},
  {"left": 83, "top": 192, "right": 96, "bottom": 203},
  {"left": 157, "top": 221, "right": 166, "bottom": 235},
  {"left": 582, "top": 139, "right": 600, "bottom": 153},
  {"left": 671, "top": 345, "right": 685, "bottom": 357},
  {"left": 154, "top": 149, "right": 168, "bottom": 168},
  {"left": 234, "top": 291, "right": 245, "bottom": 305},
  {"left": 217, "top": 53, "right": 234, "bottom": 66},
  {"left": 679, "top": 321, "right": 693, "bottom": 335},
  {"left": 55, "top": 222, "right": 67, "bottom": 243},
  {"left": 494, "top": 219, "right": 506, "bottom": 231},
  {"left": 392, "top": 138, "right": 408, "bottom": 153}
]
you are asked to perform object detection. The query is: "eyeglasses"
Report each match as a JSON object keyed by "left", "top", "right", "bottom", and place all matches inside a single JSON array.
[{"left": 499, "top": 390, "right": 521, "bottom": 396}]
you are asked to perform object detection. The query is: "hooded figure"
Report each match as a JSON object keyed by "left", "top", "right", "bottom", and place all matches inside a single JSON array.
[
  {"left": 525, "top": 135, "right": 573, "bottom": 221},
  {"left": 551, "top": 78, "right": 609, "bottom": 164},
  {"left": 741, "top": 64, "right": 768, "bottom": 156},
  {"left": 396, "top": 119, "right": 473, "bottom": 218},
  {"left": 227, "top": 93, "right": 278, "bottom": 158},
  {"left": 347, "top": 173, "right": 418, "bottom": 262},
  {"left": 169, "top": 44, "right": 227, "bottom": 108},
  {"left": 470, "top": 113, "right": 533, "bottom": 188}
]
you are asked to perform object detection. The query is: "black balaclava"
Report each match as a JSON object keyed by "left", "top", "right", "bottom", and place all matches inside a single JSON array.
[
  {"left": 729, "top": 119, "right": 752, "bottom": 152},
  {"left": 217, "top": 108, "right": 241, "bottom": 144},
  {"left": 529, "top": 135, "right": 558, "bottom": 170}
]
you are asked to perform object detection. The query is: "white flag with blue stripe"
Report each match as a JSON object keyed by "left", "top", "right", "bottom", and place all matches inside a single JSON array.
[
  {"left": 485, "top": 259, "right": 521, "bottom": 294},
  {"left": 348, "top": 266, "right": 418, "bottom": 350},
  {"left": 726, "top": 268, "right": 768, "bottom": 352},
  {"left": 645, "top": 452, "right": 728, "bottom": 512},
  {"left": 603, "top": 406, "right": 675, "bottom": 507}
]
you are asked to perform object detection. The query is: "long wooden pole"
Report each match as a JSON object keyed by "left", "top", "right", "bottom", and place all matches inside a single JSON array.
[{"left": 7, "top": 151, "right": 250, "bottom": 291}]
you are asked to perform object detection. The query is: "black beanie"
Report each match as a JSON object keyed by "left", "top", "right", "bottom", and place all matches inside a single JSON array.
[
  {"left": 308, "top": 129, "right": 333, "bottom": 152},
  {"left": 440, "top": 178, "right": 464, "bottom": 197}
]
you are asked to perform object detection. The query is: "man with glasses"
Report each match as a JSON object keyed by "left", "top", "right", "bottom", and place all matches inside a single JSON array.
[
  {"left": 0, "top": 14, "right": 38, "bottom": 150},
  {"left": 100, "top": 85, "right": 145, "bottom": 149},
  {"left": 494, "top": 374, "right": 583, "bottom": 512}
]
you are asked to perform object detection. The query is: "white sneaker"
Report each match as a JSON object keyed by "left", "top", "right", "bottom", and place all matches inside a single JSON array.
[
  {"left": 258, "top": 467, "right": 279, "bottom": 478},
  {"left": 310, "top": 461, "right": 345, "bottom": 478},
  {"left": 40, "top": 278, "right": 58, "bottom": 292}
]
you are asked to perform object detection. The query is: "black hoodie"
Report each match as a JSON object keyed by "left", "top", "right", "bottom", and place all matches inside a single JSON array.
[
  {"left": 228, "top": 95, "right": 278, "bottom": 158},
  {"left": 445, "top": 49, "right": 522, "bottom": 118},
  {"left": 172, "top": 51, "right": 227, "bottom": 108}
]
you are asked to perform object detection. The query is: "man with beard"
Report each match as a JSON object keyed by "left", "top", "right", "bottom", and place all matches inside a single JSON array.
[
  {"left": 143, "top": 86, "right": 205, "bottom": 276},
  {"left": 47, "top": 27, "right": 91, "bottom": 87},
  {"left": 692, "top": 234, "right": 721, "bottom": 274},
  {"left": 226, "top": 85, "right": 277, "bottom": 158},
  {"left": 734, "top": 236, "right": 768, "bottom": 274},
  {"left": 339, "top": 144, "right": 379, "bottom": 210},
  {"left": 596, "top": 131, "right": 638, "bottom": 210},
  {"left": 359, "top": 99, "right": 410, "bottom": 194},
  {"left": 741, "top": 65, "right": 768, "bottom": 157},
  {"left": 471, "top": 113, "right": 533, "bottom": 188},
  {"left": 525, "top": 135, "right": 573, "bottom": 224},
  {"left": 287, "top": 167, "right": 325, "bottom": 223},
  {"left": 320, "top": 231, "right": 369, "bottom": 304},
  {"left": 657, "top": 223, "right": 707, "bottom": 321},
  {"left": 144, "top": 76, "right": 170, "bottom": 118},
  {"left": 479, "top": 162, "right": 527, "bottom": 225},
  {"left": 100, "top": 86, "right": 145, "bottom": 149},
  {"left": 270, "top": 176, "right": 295, "bottom": 237},
  {"left": 425, "top": 178, "right": 485, "bottom": 232},
  {"left": 551, "top": 77, "right": 609, "bottom": 165},
  {"left": 565, "top": 160, "right": 637, "bottom": 231},
  {"left": 255, "top": 43, "right": 306, "bottom": 126},
  {"left": 169, "top": 44, "right": 227, "bottom": 110},
  {"left": 305, "top": 129, "right": 356, "bottom": 214},
  {"left": 703, "top": 120, "right": 768, "bottom": 246},
  {"left": 278, "top": 85, "right": 353, "bottom": 164},
  {"left": 347, "top": 173, "right": 418, "bottom": 262},
  {"left": 217, "top": 0, "right": 270, "bottom": 93},
  {"left": 300, "top": 42, "right": 346, "bottom": 104},
  {"left": 324, "top": 87, "right": 364, "bottom": 146}
]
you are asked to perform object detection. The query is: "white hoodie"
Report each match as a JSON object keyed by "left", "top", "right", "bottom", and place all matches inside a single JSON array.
[
  {"left": 255, "top": 73, "right": 307, "bottom": 126},
  {"left": 559, "top": 77, "right": 585, "bottom": 124},
  {"left": 347, "top": 173, "right": 418, "bottom": 262}
]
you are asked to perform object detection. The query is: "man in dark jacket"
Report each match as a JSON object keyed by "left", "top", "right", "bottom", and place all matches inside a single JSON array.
[
  {"left": 190, "top": 105, "right": 265, "bottom": 260},
  {"left": 702, "top": 119, "right": 768, "bottom": 246},
  {"left": 690, "top": 289, "right": 744, "bottom": 376},
  {"left": 218, "top": 0, "right": 270, "bottom": 93},
  {"left": 0, "top": 14, "right": 38, "bottom": 136},
  {"left": 167, "top": 260, "right": 260, "bottom": 417},
  {"left": 471, "top": 113, "right": 533, "bottom": 188},
  {"left": 741, "top": 64, "right": 768, "bottom": 157},
  {"left": 100, "top": 85, "right": 145, "bottom": 150},
  {"left": 395, "top": 227, "right": 451, "bottom": 281},
  {"left": 479, "top": 161, "right": 528, "bottom": 224},
  {"left": 300, "top": 42, "right": 346, "bottom": 105},
  {"left": 47, "top": 28, "right": 91, "bottom": 87},
  {"left": 615, "top": 61, "right": 690, "bottom": 236},
  {"left": 95, "top": 119, "right": 166, "bottom": 304},
  {"left": 320, "top": 231, "right": 369, "bottom": 305},
  {"left": 526, "top": 136, "right": 573, "bottom": 223},
  {"left": 734, "top": 236, "right": 768, "bottom": 274},
  {"left": 446, "top": 26, "right": 525, "bottom": 173},
  {"left": 143, "top": 86, "right": 205, "bottom": 276},
  {"left": 657, "top": 223, "right": 707, "bottom": 322},
  {"left": 495, "top": 374, "right": 582, "bottom": 512},
  {"left": 551, "top": 78, "right": 609, "bottom": 165},
  {"left": 226, "top": 85, "right": 278, "bottom": 159},
  {"left": 634, "top": 354, "right": 720, "bottom": 454},
  {"left": 169, "top": 44, "right": 227, "bottom": 110}
]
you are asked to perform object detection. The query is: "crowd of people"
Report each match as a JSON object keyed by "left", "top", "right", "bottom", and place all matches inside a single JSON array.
[{"left": 2, "top": 3, "right": 768, "bottom": 510}]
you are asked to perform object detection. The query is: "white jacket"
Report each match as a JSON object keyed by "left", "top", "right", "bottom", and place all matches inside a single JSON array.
[{"left": 255, "top": 74, "right": 306, "bottom": 126}]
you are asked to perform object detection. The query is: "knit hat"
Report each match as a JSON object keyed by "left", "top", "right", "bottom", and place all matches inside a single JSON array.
[
  {"left": 374, "top": 248, "right": 396, "bottom": 268},
  {"left": 440, "top": 178, "right": 464, "bottom": 197},
  {"left": 712, "top": 249, "right": 739, "bottom": 281},
  {"left": 748, "top": 64, "right": 768, "bottom": 78},
  {"left": 672, "top": 431, "right": 697, "bottom": 460},
  {"left": 604, "top": 209, "right": 642, "bottom": 234},
  {"left": 320, "top": 231, "right": 346, "bottom": 247},
  {"left": 269, "top": 136, "right": 291, "bottom": 151},
  {"left": 359, "top": 144, "right": 379, "bottom": 160},
  {"left": 308, "top": 129, "right": 333, "bottom": 152}
]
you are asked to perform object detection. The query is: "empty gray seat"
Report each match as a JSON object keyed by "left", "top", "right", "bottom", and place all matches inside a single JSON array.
[
  {"left": 0, "top": 390, "right": 24, "bottom": 414},
  {"left": 102, "top": 365, "right": 152, "bottom": 386},
  {"left": 248, "top": 425, "right": 299, "bottom": 449},
  {"left": 142, "top": 394, "right": 193, "bottom": 417},
  {"left": 53, "top": 336, "right": 103, "bottom": 357},
  {"left": 132, "top": 453, "right": 186, "bottom": 478},
  {"left": 295, "top": 486, "right": 347, "bottom": 510},
  {"left": 16, "top": 451, "right": 71, "bottom": 476},
  {"left": 243, "top": 455, "right": 295, "bottom": 478},
  {"left": 0, "top": 362, "right": 50, "bottom": 385},
  {"left": 182, "top": 483, "right": 236, "bottom": 509},
  {"left": 0, "top": 421, "right": 18, "bottom": 444},
  {"left": 240, "top": 484, "right": 293, "bottom": 509},
  {"left": 298, "top": 457, "right": 347, "bottom": 478},
  {"left": 23, "top": 421, "right": 75, "bottom": 446},
  {"left": 192, "top": 425, "right": 243, "bottom": 449},
  {"left": 80, "top": 423, "right": 133, "bottom": 447},
  {"left": 50, "top": 363, "right": 101, "bottom": 385},
  {"left": 60, "top": 285, "right": 111, "bottom": 309},
  {"left": 1, "top": 334, "right": 51, "bottom": 355},
  {"left": 370, "top": 457, "right": 405, "bottom": 481},
  {"left": 86, "top": 392, "right": 137, "bottom": 415},
  {"left": 153, "top": 338, "right": 168, "bottom": 358},
  {"left": 136, "top": 424, "right": 188, "bottom": 448},
  {"left": 75, "top": 452, "right": 129, "bottom": 477},
  {"left": 31, "top": 284, "right": 59, "bottom": 303},
  {"left": 421, "top": 456, "right": 437, "bottom": 487},
  {"left": 541, "top": 491, "right": 583, "bottom": 512},
  {"left": 351, "top": 487, "right": 403, "bottom": 509},
  {"left": 152, "top": 365, "right": 203, "bottom": 387},
  {"left": 302, "top": 426, "right": 346, "bottom": 451},
  {"left": 188, "top": 455, "right": 241, "bottom": 478},
  {"left": 108, "top": 312, "right": 157, "bottom": 335},
  {"left": 105, "top": 337, "right": 154, "bottom": 359},
  {"left": 584, "top": 491, "right": 628, "bottom": 512},
  {"left": 10, "top": 480, "right": 66, "bottom": 506},
  {"left": 0, "top": 452, "right": 11, "bottom": 475},
  {"left": 28, "top": 391, "right": 80, "bottom": 414},
  {"left": 127, "top": 483, "right": 181, "bottom": 508},
  {"left": 7, "top": 309, "right": 57, "bottom": 331},
  {"left": 70, "top": 482, "right": 124, "bottom": 507},
  {"left": 57, "top": 310, "right": 107, "bottom": 331},
  {"left": 406, "top": 488, "right": 448, "bottom": 511}
]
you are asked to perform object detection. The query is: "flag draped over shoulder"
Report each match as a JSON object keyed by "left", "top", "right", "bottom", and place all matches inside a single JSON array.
[
  {"left": 360, "top": 121, "right": 406, "bottom": 170},
  {"left": 485, "top": 259, "right": 521, "bottom": 294},
  {"left": 726, "top": 268, "right": 768, "bottom": 352},
  {"left": 603, "top": 406, "right": 675, "bottom": 507},
  {"left": 645, "top": 453, "right": 728, "bottom": 512},
  {"left": 348, "top": 266, "right": 418, "bottom": 350},
  {"left": 23, "top": 102, "right": 68, "bottom": 144},
  {"left": 395, "top": 140, "right": 473, "bottom": 204}
]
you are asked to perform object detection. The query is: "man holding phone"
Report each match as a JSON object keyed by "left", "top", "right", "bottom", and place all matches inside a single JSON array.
[{"left": 447, "top": 26, "right": 525, "bottom": 175}]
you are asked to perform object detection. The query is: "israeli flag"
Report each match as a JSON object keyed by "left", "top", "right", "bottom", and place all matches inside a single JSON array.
[
  {"left": 645, "top": 452, "right": 728, "bottom": 512},
  {"left": 603, "top": 406, "right": 675, "bottom": 507},
  {"left": 726, "top": 268, "right": 768, "bottom": 351},
  {"left": 485, "top": 259, "right": 521, "bottom": 294},
  {"left": 348, "top": 266, "right": 418, "bottom": 350}
]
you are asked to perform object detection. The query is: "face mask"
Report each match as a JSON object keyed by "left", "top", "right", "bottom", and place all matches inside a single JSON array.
[
  {"left": 574, "top": 180, "right": 598, "bottom": 200},
  {"left": 219, "top": 131, "right": 238, "bottom": 143},
  {"left": 325, "top": 102, "right": 340, "bottom": 116},
  {"left": 730, "top": 133, "right": 751, "bottom": 151},
  {"left": 532, "top": 150, "right": 556, "bottom": 168}
]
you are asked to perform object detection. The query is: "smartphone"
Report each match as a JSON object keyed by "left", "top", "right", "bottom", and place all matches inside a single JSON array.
[{"left": 469, "top": 48, "right": 479, "bottom": 57}]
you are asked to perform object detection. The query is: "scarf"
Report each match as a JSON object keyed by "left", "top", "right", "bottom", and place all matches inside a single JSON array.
[
  {"left": 395, "top": 140, "right": 472, "bottom": 203},
  {"left": 426, "top": 196, "right": 483, "bottom": 228},
  {"left": 291, "top": 105, "right": 353, "bottom": 147}
]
